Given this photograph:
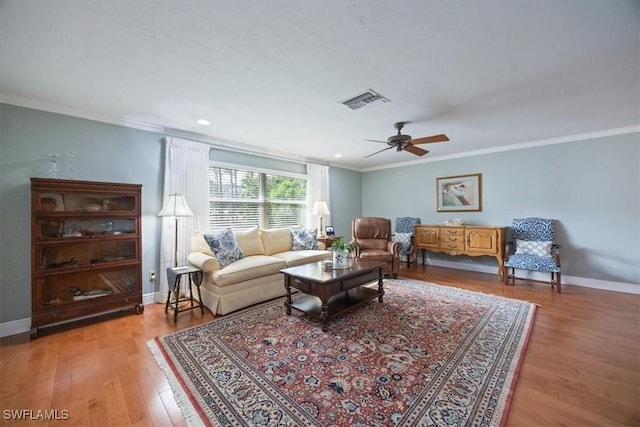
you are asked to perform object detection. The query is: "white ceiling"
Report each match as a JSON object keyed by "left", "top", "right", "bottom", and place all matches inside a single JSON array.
[{"left": 1, "top": 1, "right": 638, "bottom": 170}]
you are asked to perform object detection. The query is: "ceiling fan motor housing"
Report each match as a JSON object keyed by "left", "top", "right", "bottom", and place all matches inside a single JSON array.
[{"left": 387, "top": 134, "right": 412, "bottom": 144}]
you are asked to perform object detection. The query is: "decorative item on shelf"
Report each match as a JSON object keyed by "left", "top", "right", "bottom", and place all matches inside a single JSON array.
[
  {"left": 444, "top": 218, "right": 465, "bottom": 226},
  {"left": 158, "top": 193, "right": 194, "bottom": 267},
  {"left": 312, "top": 200, "right": 330, "bottom": 237},
  {"left": 67, "top": 152, "right": 77, "bottom": 179},
  {"left": 47, "top": 154, "right": 60, "bottom": 178},
  {"left": 330, "top": 237, "right": 355, "bottom": 269},
  {"left": 40, "top": 193, "right": 65, "bottom": 211}
]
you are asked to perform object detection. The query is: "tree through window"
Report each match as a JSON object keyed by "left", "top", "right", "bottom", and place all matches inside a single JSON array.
[{"left": 209, "top": 165, "right": 307, "bottom": 230}]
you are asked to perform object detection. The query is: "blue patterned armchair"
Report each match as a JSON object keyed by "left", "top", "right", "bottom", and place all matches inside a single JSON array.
[
  {"left": 393, "top": 217, "right": 421, "bottom": 268},
  {"left": 504, "top": 217, "right": 561, "bottom": 293}
]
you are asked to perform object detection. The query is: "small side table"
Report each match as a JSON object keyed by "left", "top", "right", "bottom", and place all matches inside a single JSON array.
[
  {"left": 165, "top": 265, "right": 205, "bottom": 322},
  {"left": 318, "top": 235, "right": 342, "bottom": 249}
]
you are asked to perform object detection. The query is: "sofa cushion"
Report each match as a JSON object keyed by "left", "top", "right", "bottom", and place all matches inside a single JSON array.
[
  {"left": 272, "top": 250, "right": 331, "bottom": 267},
  {"left": 233, "top": 227, "right": 265, "bottom": 256},
  {"left": 191, "top": 233, "right": 213, "bottom": 256},
  {"left": 260, "top": 228, "right": 293, "bottom": 255},
  {"left": 204, "top": 228, "right": 245, "bottom": 268},
  {"left": 211, "top": 255, "right": 286, "bottom": 287},
  {"left": 291, "top": 228, "right": 319, "bottom": 250}
]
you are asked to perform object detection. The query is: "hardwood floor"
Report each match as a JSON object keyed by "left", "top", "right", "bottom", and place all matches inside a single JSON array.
[{"left": 1, "top": 265, "right": 638, "bottom": 426}]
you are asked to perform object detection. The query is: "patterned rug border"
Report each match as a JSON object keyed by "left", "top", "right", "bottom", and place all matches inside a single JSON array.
[{"left": 148, "top": 278, "right": 537, "bottom": 427}]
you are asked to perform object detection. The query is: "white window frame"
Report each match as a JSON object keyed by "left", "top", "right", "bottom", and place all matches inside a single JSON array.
[{"left": 208, "top": 161, "right": 307, "bottom": 231}]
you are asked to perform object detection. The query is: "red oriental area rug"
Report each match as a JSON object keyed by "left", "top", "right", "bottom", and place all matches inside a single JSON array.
[{"left": 149, "top": 279, "right": 536, "bottom": 426}]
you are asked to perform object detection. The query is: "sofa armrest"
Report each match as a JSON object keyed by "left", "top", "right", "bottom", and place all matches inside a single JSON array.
[{"left": 187, "top": 252, "right": 220, "bottom": 273}]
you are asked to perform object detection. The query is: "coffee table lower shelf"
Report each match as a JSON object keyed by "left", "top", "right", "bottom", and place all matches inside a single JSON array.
[{"left": 289, "top": 287, "right": 379, "bottom": 320}]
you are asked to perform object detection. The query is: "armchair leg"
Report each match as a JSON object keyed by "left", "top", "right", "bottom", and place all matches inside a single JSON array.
[{"left": 553, "top": 272, "right": 562, "bottom": 294}]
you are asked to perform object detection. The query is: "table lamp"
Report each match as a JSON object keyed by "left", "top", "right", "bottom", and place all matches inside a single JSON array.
[
  {"left": 312, "top": 200, "right": 330, "bottom": 237},
  {"left": 158, "top": 193, "right": 194, "bottom": 267}
]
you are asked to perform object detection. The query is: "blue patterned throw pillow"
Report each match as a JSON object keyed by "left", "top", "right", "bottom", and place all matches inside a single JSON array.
[
  {"left": 291, "top": 228, "right": 319, "bottom": 250},
  {"left": 204, "top": 228, "right": 245, "bottom": 268}
]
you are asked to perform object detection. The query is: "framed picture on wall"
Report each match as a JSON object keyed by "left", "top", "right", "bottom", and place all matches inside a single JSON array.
[{"left": 436, "top": 173, "right": 482, "bottom": 212}]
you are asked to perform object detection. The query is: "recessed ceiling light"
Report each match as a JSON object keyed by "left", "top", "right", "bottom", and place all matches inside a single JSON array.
[
  {"left": 334, "top": 153, "right": 342, "bottom": 158},
  {"left": 197, "top": 119, "right": 211, "bottom": 126}
]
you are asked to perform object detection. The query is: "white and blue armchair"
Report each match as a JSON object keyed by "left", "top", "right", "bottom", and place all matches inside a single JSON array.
[
  {"left": 503, "top": 217, "right": 561, "bottom": 293},
  {"left": 393, "top": 217, "right": 421, "bottom": 268}
]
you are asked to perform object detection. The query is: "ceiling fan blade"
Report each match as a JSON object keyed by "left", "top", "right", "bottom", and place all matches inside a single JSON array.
[
  {"left": 411, "top": 134, "right": 449, "bottom": 145},
  {"left": 363, "top": 146, "right": 394, "bottom": 158},
  {"left": 404, "top": 144, "right": 429, "bottom": 156},
  {"left": 364, "top": 139, "right": 389, "bottom": 144}
]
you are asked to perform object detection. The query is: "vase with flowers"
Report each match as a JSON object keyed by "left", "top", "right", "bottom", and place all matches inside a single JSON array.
[{"left": 331, "top": 237, "right": 356, "bottom": 269}]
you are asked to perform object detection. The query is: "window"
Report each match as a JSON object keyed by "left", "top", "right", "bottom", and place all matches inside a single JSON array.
[{"left": 209, "top": 164, "right": 307, "bottom": 231}]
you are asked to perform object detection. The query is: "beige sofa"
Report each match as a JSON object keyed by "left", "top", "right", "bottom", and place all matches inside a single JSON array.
[{"left": 187, "top": 227, "right": 330, "bottom": 315}]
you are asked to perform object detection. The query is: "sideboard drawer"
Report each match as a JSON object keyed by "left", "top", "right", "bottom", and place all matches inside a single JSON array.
[
  {"left": 441, "top": 242, "right": 465, "bottom": 251},
  {"left": 441, "top": 227, "right": 464, "bottom": 236}
]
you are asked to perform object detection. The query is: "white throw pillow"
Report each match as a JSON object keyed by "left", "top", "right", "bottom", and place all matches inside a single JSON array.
[
  {"left": 233, "top": 227, "right": 265, "bottom": 256},
  {"left": 393, "top": 232, "right": 412, "bottom": 245},
  {"left": 515, "top": 240, "right": 552, "bottom": 257},
  {"left": 260, "top": 228, "right": 293, "bottom": 255}
]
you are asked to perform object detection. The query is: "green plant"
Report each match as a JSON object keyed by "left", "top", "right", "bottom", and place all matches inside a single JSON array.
[{"left": 331, "top": 237, "right": 355, "bottom": 253}]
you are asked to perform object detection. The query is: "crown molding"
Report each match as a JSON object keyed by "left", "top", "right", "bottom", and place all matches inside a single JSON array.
[
  {"left": 2, "top": 94, "right": 637, "bottom": 173},
  {"left": 0, "top": 94, "right": 166, "bottom": 133},
  {"left": 361, "top": 125, "right": 640, "bottom": 173}
]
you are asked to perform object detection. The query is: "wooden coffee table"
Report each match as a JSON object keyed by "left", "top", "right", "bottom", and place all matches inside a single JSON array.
[{"left": 281, "top": 258, "right": 386, "bottom": 332}]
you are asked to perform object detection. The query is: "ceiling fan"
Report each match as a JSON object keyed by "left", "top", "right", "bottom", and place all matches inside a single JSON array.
[{"left": 364, "top": 122, "right": 449, "bottom": 158}]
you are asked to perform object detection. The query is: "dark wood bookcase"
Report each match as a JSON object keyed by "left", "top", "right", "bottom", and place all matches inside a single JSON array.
[{"left": 30, "top": 178, "right": 143, "bottom": 338}]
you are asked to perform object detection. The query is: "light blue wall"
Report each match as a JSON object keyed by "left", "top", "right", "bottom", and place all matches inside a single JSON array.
[
  {"left": 2, "top": 103, "right": 637, "bottom": 325},
  {"left": 329, "top": 167, "right": 362, "bottom": 238},
  {"left": 362, "top": 134, "right": 640, "bottom": 286},
  {"left": 0, "top": 104, "right": 363, "bottom": 324},
  {"left": 0, "top": 104, "right": 165, "bottom": 323}
]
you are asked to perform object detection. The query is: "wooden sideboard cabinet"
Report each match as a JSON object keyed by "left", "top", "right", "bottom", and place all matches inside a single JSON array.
[
  {"left": 414, "top": 225, "right": 505, "bottom": 279},
  {"left": 30, "top": 178, "right": 143, "bottom": 338}
]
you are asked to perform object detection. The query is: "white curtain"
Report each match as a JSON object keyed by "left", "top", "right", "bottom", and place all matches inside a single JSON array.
[
  {"left": 156, "top": 137, "right": 210, "bottom": 302},
  {"left": 305, "top": 163, "right": 330, "bottom": 231}
]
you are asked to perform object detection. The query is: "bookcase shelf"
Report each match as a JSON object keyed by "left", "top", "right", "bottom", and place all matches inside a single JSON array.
[{"left": 30, "top": 178, "right": 143, "bottom": 338}]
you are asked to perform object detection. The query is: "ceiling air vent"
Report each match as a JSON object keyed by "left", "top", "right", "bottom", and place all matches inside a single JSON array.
[{"left": 340, "top": 89, "right": 390, "bottom": 110}]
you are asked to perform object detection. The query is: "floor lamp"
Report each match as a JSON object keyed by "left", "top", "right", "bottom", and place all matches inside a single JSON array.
[
  {"left": 158, "top": 193, "right": 194, "bottom": 268},
  {"left": 312, "top": 200, "right": 330, "bottom": 237}
]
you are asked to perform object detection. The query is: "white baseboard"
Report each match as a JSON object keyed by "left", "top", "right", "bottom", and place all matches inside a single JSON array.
[
  {"left": 0, "top": 318, "right": 32, "bottom": 339},
  {"left": 0, "top": 293, "right": 157, "bottom": 338},
  {"left": 423, "top": 259, "right": 640, "bottom": 294}
]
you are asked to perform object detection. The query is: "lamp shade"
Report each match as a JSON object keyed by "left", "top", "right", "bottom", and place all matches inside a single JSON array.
[
  {"left": 311, "top": 201, "right": 330, "bottom": 216},
  {"left": 158, "top": 193, "right": 194, "bottom": 217}
]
